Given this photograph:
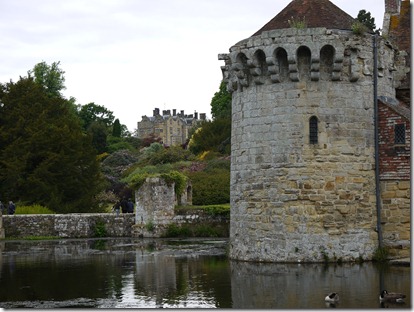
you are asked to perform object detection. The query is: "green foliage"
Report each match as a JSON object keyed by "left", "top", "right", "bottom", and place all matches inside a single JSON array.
[
  {"left": 93, "top": 220, "right": 107, "bottom": 237},
  {"left": 204, "top": 158, "right": 231, "bottom": 171},
  {"left": 145, "top": 220, "right": 155, "bottom": 232},
  {"left": 112, "top": 118, "right": 121, "bottom": 137},
  {"left": 373, "top": 246, "right": 389, "bottom": 262},
  {"left": 320, "top": 248, "right": 330, "bottom": 263},
  {"left": 126, "top": 163, "right": 174, "bottom": 177},
  {"left": 210, "top": 81, "right": 232, "bottom": 119},
  {"left": 15, "top": 204, "right": 55, "bottom": 215},
  {"left": 144, "top": 142, "right": 164, "bottom": 156},
  {"left": 288, "top": 16, "right": 307, "bottom": 29},
  {"left": 202, "top": 204, "right": 230, "bottom": 217},
  {"left": 88, "top": 121, "right": 108, "bottom": 154},
  {"left": 28, "top": 61, "right": 66, "bottom": 98},
  {"left": 357, "top": 9, "right": 378, "bottom": 33},
  {"left": 125, "top": 172, "right": 152, "bottom": 190},
  {"left": 125, "top": 169, "right": 188, "bottom": 197},
  {"left": 160, "top": 171, "right": 188, "bottom": 196},
  {"left": 123, "top": 136, "right": 142, "bottom": 149},
  {"left": 194, "top": 225, "right": 221, "bottom": 237},
  {"left": 164, "top": 223, "right": 191, "bottom": 237},
  {"left": 76, "top": 102, "right": 115, "bottom": 131},
  {"left": 107, "top": 141, "right": 135, "bottom": 153},
  {"left": 188, "top": 118, "right": 231, "bottom": 156},
  {"left": 351, "top": 20, "right": 369, "bottom": 36},
  {"left": 163, "top": 223, "right": 225, "bottom": 238},
  {"left": 188, "top": 168, "right": 230, "bottom": 205},
  {"left": 0, "top": 77, "right": 105, "bottom": 213},
  {"left": 94, "top": 190, "right": 118, "bottom": 210},
  {"left": 149, "top": 145, "right": 195, "bottom": 165}
]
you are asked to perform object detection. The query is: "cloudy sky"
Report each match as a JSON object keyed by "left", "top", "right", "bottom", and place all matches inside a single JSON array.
[{"left": 1, "top": 0, "right": 385, "bottom": 132}]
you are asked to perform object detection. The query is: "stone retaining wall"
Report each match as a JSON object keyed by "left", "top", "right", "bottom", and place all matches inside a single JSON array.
[{"left": 2, "top": 212, "right": 229, "bottom": 239}]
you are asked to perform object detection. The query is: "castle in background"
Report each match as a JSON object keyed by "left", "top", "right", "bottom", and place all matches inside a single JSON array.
[
  {"left": 137, "top": 108, "right": 206, "bottom": 146},
  {"left": 220, "top": 0, "right": 410, "bottom": 262}
]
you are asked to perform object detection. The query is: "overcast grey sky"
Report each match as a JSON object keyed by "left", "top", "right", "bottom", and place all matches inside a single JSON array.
[{"left": 0, "top": 0, "right": 385, "bottom": 132}]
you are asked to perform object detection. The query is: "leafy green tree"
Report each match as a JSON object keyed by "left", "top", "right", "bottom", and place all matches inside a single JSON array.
[
  {"left": 188, "top": 167, "right": 230, "bottom": 205},
  {"left": 77, "top": 102, "right": 115, "bottom": 131},
  {"left": 211, "top": 81, "right": 232, "bottom": 119},
  {"left": 28, "top": 61, "right": 66, "bottom": 97},
  {"left": 112, "top": 118, "right": 121, "bottom": 137},
  {"left": 189, "top": 118, "right": 231, "bottom": 155},
  {"left": 357, "top": 9, "right": 380, "bottom": 34},
  {"left": 0, "top": 77, "right": 104, "bottom": 213}
]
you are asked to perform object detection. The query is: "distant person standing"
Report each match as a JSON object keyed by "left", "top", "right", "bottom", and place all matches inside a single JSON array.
[
  {"left": 120, "top": 198, "right": 128, "bottom": 214},
  {"left": 113, "top": 201, "right": 121, "bottom": 217},
  {"left": 8, "top": 201, "right": 15, "bottom": 215},
  {"left": 127, "top": 198, "right": 134, "bottom": 213}
]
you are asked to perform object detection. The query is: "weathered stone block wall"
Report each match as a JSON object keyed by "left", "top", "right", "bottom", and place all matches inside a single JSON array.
[
  {"left": 135, "top": 177, "right": 176, "bottom": 226},
  {"left": 221, "top": 28, "right": 401, "bottom": 262},
  {"left": 2, "top": 212, "right": 229, "bottom": 239},
  {"left": 380, "top": 180, "right": 411, "bottom": 258},
  {"left": 2, "top": 214, "right": 135, "bottom": 238}
]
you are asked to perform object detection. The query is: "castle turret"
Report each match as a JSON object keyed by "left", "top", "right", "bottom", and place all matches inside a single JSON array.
[{"left": 220, "top": 0, "right": 401, "bottom": 262}]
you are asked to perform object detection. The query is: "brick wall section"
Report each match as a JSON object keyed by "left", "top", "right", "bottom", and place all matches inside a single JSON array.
[{"left": 378, "top": 100, "right": 411, "bottom": 180}]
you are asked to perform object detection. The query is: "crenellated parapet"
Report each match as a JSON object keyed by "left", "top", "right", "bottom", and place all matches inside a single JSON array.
[{"left": 219, "top": 28, "right": 397, "bottom": 94}]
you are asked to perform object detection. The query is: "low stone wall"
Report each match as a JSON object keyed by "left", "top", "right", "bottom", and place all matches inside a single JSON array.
[
  {"left": 2, "top": 212, "right": 229, "bottom": 239},
  {"left": 2, "top": 214, "right": 136, "bottom": 238}
]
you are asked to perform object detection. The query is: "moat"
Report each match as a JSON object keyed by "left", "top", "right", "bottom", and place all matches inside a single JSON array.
[{"left": 0, "top": 238, "right": 410, "bottom": 309}]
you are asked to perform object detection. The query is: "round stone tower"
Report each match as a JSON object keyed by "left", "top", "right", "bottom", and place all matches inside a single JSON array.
[{"left": 219, "top": 0, "right": 397, "bottom": 262}]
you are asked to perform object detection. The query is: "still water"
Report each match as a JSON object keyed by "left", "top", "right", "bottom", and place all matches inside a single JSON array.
[{"left": 0, "top": 238, "right": 410, "bottom": 309}]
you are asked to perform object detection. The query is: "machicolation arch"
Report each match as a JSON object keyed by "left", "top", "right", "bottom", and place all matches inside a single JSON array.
[{"left": 225, "top": 40, "right": 366, "bottom": 93}]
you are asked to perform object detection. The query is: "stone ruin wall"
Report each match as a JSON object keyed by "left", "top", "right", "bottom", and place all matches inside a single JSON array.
[
  {"left": 221, "top": 28, "right": 402, "bottom": 262},
  {"left": 133, "top": 177, "right": 194, "bottom": 237}
]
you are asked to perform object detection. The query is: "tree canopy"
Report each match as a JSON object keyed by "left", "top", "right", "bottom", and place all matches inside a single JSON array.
[
  {"left": 210, "top": 81, "right": 232, "bottom": 120},
  {"left": 76, "top": 102, "right": 115, "bottom": 130},
  {"left": 0, "top": 77, "right": 105, "bottom": 213},
  {"left": 28, "top": 61, "right": 66, "bottom": 98},
  {"left": 357, "top": 9, "right": 380, "bottom": 34}
]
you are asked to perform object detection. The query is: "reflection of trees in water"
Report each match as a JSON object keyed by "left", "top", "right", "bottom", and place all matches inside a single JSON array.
[
  {"left": 133, "top": 252, "right": 231, "bottom": 308},
  {"left": 0, "top": 239, "right": 409, "bottom": 309}
]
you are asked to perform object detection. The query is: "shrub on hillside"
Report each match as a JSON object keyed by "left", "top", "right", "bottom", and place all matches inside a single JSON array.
[
  {"left": 149, "top": 145, "right": 195, "bottom": 165},
  {"left": 188, "top": 168, "right": 230, "bottom": 205}
]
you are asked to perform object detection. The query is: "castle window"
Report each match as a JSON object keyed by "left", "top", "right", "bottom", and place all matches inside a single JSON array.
[
  {"left": 309, "top": 116, "right": 318, "bottom": 144},
  {"left": 394, "top": 124, "right": 406, "bottom": 145}
]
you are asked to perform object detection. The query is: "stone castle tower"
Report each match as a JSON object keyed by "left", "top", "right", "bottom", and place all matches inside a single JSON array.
[{"left": 219, "top": 0, "right": 410, "bottom": 262}]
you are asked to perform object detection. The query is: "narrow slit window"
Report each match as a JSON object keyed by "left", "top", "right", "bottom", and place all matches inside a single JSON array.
[
  {"left": 309, "top": 116, "right": 318, "bottom": 144},
  {"left": 394, "top": 124, "right": 406, "bottom": 144}
]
